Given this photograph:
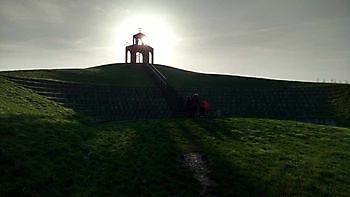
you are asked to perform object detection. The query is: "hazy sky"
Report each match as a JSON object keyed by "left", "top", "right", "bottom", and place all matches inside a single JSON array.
[{"left": 1, "top": 0, "right": 349, "bottom": 82}]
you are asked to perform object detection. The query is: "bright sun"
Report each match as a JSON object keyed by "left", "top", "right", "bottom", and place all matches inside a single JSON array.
[{"left": 115, "top": 14, "right": 178, "bottom": 64}]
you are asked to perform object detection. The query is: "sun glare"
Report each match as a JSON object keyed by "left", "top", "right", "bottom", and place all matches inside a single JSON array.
[{"left": 115, "top": 14, "right": 178, "bottom": 64}]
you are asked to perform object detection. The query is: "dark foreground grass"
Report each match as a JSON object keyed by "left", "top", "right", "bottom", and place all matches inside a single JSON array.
[
  {"left": 0, "top": 117, "right": 202, "bottom": 196},
  {"left": 1, "top": 77, "right": 350, "bottom": 196}
]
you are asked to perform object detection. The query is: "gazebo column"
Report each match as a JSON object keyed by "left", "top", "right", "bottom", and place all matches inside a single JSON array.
[{"left": 131, "top": 50, "right": 137, "bottom": 64}]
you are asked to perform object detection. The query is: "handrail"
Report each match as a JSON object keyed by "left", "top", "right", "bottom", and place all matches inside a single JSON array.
[
  {"left": 146, "top": 64, "right": 167, "bottom": 87},
  {"left": 143, "top": 63, "right": 185, "bottom": 116},
  {"left": 149, "top": 64, "right": 167, "bottom": 80}
]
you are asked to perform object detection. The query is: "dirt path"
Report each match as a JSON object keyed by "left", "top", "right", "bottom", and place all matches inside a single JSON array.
[{"left": 182, "top": 152, "right": 216, "bottom": 196}]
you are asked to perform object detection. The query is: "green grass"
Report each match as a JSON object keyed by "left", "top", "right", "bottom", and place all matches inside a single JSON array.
[
  {"left": 156, "top": 64, "right": 350, "bottom": 125},
  {"left": 1, "top": 76, "right": 350, "bottom": 196},
  {"left": 2, "top": 63, "right": 340, "bottom": 88},
  {"left": 0, "top": 77, "right": 199, "bottom": 196},
  {"left": 182, "top": 118, "right": 350, "bottom": 196},
  {"left": 155, "top": 64, "right": 326, "bottom": 88},
  {"left": 0, "top": 77, "right": 75, "bottom": 119},
  {"left": 1, "top": 64, "right": 155, "bottom": 87},
  {"left": 329, "top": 86, "right": 350, "bottom": 125}
]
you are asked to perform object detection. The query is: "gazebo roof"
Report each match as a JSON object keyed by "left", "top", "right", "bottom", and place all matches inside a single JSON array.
[{"left": 133, "top": 32, "right": 146, "bottom": 38}]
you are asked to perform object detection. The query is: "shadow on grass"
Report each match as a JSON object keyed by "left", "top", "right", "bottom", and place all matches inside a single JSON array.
[
  {"left": 180, "top": 118, "right": 350, "bottom": 196},
  {"left": 0, "top": 113, "right": 95, "bottom": 196},
  {"left": 0, "top": 114, "right": 200, "bottom": 196},
  {"left": 86, "top": 120, "right": 200, "bottom": 196},
  {"left": 175, "top": 119, "right": 269, "bottom": 197}
]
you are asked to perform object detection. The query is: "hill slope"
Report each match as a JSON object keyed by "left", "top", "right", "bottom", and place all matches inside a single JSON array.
[
  {"left": 157, "top": 64, "right": 350, "bottom": 125},
  {"left": 2, "top": 63, "right": 339, "bottom": 88},
  {"left": 0, "top": 77, "right": 198, "bottom": 196},
  {"left": 156, "top": 64, "right": 320, "bottom": 88},
  {"left": 1, "top": 63, "right": 349, "bottom": 125},
  {"left": 2, "top": 63, "right": 156, "bottom": 87},
  {"left": 0, "top": 77, "right": 349, "bottom": 196}
]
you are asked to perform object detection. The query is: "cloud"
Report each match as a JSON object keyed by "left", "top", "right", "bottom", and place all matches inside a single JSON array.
[
  {"left": 0, "top": 0, "right": 349, "bottom": 81},
  {"left": 0, "top": 0, "right": 65, "bottom": 24}
]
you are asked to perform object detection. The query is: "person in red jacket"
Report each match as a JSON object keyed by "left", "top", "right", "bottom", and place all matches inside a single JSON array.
[{"left": 202, "top": 100, "right": 209, "bottom": 116}]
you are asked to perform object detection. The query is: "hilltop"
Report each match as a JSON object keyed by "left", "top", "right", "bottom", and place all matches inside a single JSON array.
[
  {"left": 0, "top": 63, "right": 333, "bottom": 87},
  {"left": 1, "top": 63, "right": 155, "bottom": 86}
]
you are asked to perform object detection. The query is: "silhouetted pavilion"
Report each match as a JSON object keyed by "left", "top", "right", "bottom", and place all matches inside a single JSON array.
[{"left": 125, "top": 31, "right": 154, "bottom": 64}]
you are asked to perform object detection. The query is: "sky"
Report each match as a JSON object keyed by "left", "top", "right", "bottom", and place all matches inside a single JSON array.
[{"left": 0, "top": 0, "right": 349, "bottom": 82}]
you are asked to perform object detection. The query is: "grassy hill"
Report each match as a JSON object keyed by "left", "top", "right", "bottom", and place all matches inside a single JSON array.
[
  {"left": 2, "top": 63, "right": 339, "bottom": 88},
  {"left": 156, "top": 64, "right": 350, "bottom": 125},
  {"left": 156, "top": 64, "right": 324, "bottom": 88},
  {"left": 1, "top": 63, "right": 156, "bottom": 87},
  {"left": 0, "top": 77, "right": 198, "bottom": 196},
  {"left": 1, "top": 64, "right": 349, "bottom": 125},
  {"left": 1, "top": 64, "right": 350, "bottom": 196},
  {"left": 0, "top": 76, "right": 350, "bottom": 196}
]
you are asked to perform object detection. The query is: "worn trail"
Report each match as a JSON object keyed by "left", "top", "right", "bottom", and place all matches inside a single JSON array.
[{"left": 182, "top": 152, "right": 216, "bottom": 196}]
